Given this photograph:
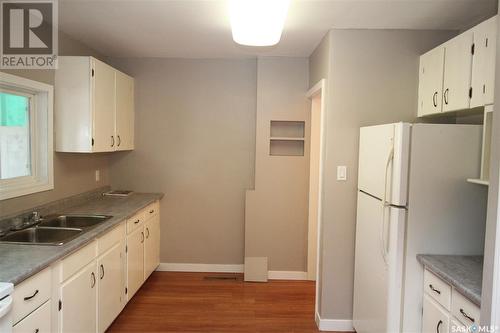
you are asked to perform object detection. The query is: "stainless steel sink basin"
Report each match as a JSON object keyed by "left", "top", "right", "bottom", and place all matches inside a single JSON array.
[
  {"left": 0, "top": 227, "right": 83, "bottom": 246},
  {"left": 38, "top": 215, "right": 112, "bottom": 229}
]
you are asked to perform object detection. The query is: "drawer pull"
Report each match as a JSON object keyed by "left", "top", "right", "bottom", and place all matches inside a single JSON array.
[
  {"left": 149, "top": 209, "right": 154, "bottom": 214},
  {"left": 134, "top": 219, "right": 140, "bottom": 224},
  {"left": 24, "top": 289, "right": 39, "bottom": 301},
  {"left": 460, "top": 308, "right": 475, "bottom": 323},
  {"left": 436, "top": 320, "right": 442, "bottom": 333},
  {"left": 429, "top": 284, "right": 441, "bottom": 295},
  {"left": 35, "top": 329, "right": 39, "bottom": 333}
]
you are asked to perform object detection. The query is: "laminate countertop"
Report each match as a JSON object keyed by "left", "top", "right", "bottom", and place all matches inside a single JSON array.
[
  {"left": 0, "top": 192, "right": 163, "bottom": 285},
  {"left": 417, "top": 254, "right": 483, "bottom": 306}
]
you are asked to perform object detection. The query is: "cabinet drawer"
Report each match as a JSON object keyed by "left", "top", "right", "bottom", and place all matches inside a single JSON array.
[
  {"left": 424, "top": 269, "right": 452, "bottom": 310},
  {"left": 13, "top": 300, "right": 51, "bottom": 333},
  {"left": 12, "top": 267, "right": 51, "bottom": 324},
  {"left": 423, "top": 294, "right": 449, "bottom": 333},
  {"left": 98, "top": 222, "right": 125, "bottom": 255},
  {"left": 61, "top": 240, "right": 97, "bottom": 282},
  {"left": 144, "top": 201, "right": 160, "bottom": 220},
  {"left": 452, "top": 290, "right": 480, "bottom": 326},
  {"left": 127, "top": 211, "right": 146, "bottom": 234}
]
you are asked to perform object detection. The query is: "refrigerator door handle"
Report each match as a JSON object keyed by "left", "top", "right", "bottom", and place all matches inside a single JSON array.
[{"left": 381, "top": 147, "right": 394, "bottom": 267}]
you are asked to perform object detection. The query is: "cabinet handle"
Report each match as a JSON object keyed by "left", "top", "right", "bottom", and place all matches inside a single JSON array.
[
  {"left": 35, "top": 329, "right": 39, "bottom": 333},
  {"left": 460, "top": 308, "right": 475, "bottom": 323},
  {"left": 100, "top": 264, "right": 105, "bottom": 280},
  {"left": 432, "top": 92, "right": 438, "bottom": 107},
  {"left": 146, "top": 227, "right": 150, "bottom": 239},
  {"left": 428, "top": 284, "right": 441, "bottom": 295},
  {"left": 91, "top": 272, "right": 96, "bottom": 288},
  {"left": 24, "top": 289, "right": 39, "bottom": 301},
  {"left": 117, "top": 135, "right": 121, "bottom": 147},
  {"left": 436, "top": 320, "right": 442, "bottom": 333},
  {"left": 111, "top": 136, "right": 115, "bottom": 147},
  {"left": 149, "top": 209, "right": 154, "bottom": 214},
  {"left": 134, "top": 219, "right": 140, "bottom": 224},
  {"left": 141, "top": 231, "right": 145, "bottom": 243},
  {"left": 444, "top": 88, "right": 449, "bottom": 105}
]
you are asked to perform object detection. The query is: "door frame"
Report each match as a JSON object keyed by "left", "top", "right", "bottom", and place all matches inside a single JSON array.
[{"left": 306, "top": 79, "right": 327, "bottom": 313}]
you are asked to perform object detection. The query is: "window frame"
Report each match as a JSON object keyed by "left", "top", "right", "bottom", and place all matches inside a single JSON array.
[{"left": 0, "top": 72, "right": 54, "bottom": 200}]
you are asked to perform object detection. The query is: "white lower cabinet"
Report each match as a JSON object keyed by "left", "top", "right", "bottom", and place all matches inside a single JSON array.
[
  {"left": 12, "top": 200, "right": 161, "bottom": 333},
  {"left": 421, "top": 268, "right": 480, "bottom": 333},
  {"left": 97, "top": 242, "right": 123, "bottom": 333},
  {"left": 144, "top": 213, "right": 161, "bottom": 279},
  {"left": 127, "top": 226, "right": 145, "bottom": 299},
  {"left": 60, "top": 261, "right": 98, "bottom": 333},
  {"left": 422, "top": 295, "right": 449, "bottom": 333},
  {"left": 13, "top": 300, "right": 52, "bottom": 333}
]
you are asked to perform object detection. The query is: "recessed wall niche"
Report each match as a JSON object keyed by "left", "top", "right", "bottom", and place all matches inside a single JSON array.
[{"left": 269, "top": 121, "right": 305, "bottom": 156}]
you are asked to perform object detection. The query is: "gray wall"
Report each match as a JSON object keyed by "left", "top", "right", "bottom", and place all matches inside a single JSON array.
[
  {"left": 245, "top": 57, "right": 310, "bottom": 272},
  {"left": 107, "top": 58, "right": 257, "bottom": 265},
  {"left": 0, "top": 31, "right": 110, "bottom": 217},
  {"left": 309, "top": 29, "right": 456, "bottom": 319}
]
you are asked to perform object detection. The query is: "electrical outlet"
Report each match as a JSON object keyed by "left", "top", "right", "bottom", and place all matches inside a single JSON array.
[{"left": 95, "top": 170, "right": 100, "bottom": 182}]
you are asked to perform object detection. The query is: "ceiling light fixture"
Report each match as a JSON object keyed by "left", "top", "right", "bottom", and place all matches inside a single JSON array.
[{"left": 229, "top": 0, "right": 290, "bottom": 47}]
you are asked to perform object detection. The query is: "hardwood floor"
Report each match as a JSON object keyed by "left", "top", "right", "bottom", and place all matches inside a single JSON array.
[{"left": 107, "top": 271, "right": 325, "bottom": 333}]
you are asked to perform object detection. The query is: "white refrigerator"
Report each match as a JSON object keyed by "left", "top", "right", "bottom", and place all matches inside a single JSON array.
[{"left": 353, "top": 123, "right": 487, "bottom": 333}]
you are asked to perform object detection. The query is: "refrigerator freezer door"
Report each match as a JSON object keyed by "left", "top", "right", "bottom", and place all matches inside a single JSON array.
[
  {"left": 354, "top": 193, "right": 407, "bottom": 333},
  {"left": 353, "top": 191, "right": 388, "bottom": 333},
  {"left": 358, "top": 123, "right": 410, "bottom": 206}
]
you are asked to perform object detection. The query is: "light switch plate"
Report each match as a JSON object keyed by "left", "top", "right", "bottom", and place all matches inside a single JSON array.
[
  {"left": 95, "top": 170, "right": 100, "bottom": 182},
  {"left": 337, "top": 166, "right": 347, "bottom": 181}
]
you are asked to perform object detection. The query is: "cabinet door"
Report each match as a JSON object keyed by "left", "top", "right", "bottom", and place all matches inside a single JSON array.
[
  {"left": 442, "top": 32, "right": 473, "bottom": 112},
  {"left": 422, "top": 294, "right": 449, "bottom": 333},
  {"left": 418, "top": 46, "right": 445, "bottom": 117},
  {"left": 127, "top": 227, "right": 145, "bottom": 300},
  {"left": 60, "top": 261, "right": 97, "bottom": 333},
  {"left": 144, "top": 214, "right": 161, "bottom": 279},
  {"left": 115, "top": 71, "right": 135, "bottom": 151},
  {"left": 92, "top": 58, "right": 116, "bottom": 152},
  {"left": 97, "top": 242, "right": 123, "bottom": 333},
  {"left": 471, "top": 16, "right": 497, "bottom": 107}
]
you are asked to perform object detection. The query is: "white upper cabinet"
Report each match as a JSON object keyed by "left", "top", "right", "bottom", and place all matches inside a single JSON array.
[
  {"left": 418, "top": 46, "right": 445, "bottom": 117},
  {"left": 471, "top": 16, "right": 498, "bottom": 108},
  {"left": 92, "top": 59, "right": 116, "bottom": 152},
  {"left": 55, "top": 56, "right": 135, "bottom": 153},
  {"left": 115, "top": 71, "right": 135, "bottom": 151},
  {"left": 442, "top": 31, "right": 474, "bottom": 112},
  {"left": 418, "top": 15, "right": 497, "bottom": 117}
]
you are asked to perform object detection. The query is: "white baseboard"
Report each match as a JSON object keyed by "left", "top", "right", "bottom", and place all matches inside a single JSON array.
[
  {"left": 157, "top": 264, "right": 308, "bottom": 281},
  {"left": 157, "top": 263, "right": 244, "bottom": 273},
  {"left": 315, "top": 311, "right": 354, "bottom": 332},
  {"left": 268, "top": 271, "right": 308, "bottom": 280}
]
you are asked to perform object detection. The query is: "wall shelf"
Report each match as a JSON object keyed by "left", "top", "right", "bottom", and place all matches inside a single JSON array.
[
  {"left": 467, "top": 104, "right": 493, "bottom": 186},
  {"left": 467, "top": 178, "right": 490, "bottom": 186},
  {"left": 270, "top": 137, "right": 305, "bottom": 141},
  {"left": 269, "top": 121, "right": 305, "bottom": 156}
]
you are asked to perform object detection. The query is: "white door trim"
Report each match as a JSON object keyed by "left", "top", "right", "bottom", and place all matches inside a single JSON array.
[{"left": 306, "top": 79, "right": 327, "bottom": 316}]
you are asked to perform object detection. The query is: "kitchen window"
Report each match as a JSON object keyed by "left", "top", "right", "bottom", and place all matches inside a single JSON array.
[{"left": 0, "top": 73, "right": 54, "bottom": 200}]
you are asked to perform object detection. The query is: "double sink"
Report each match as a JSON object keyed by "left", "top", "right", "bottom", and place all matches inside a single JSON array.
[{"left": 0, "top": 215, "right": 112, "bottom": 246}]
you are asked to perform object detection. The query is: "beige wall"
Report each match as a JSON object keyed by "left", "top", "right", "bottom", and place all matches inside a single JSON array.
[
  {"left": 0, "top": 31, "right": 110, "bottom": 217},
  {"left": 309, "top": 29, "right": 456, "bottom": 319},
  {"left": 245, "top": 57, "right": 310, "bottom": 272},
  {"left": 107, "top": 58, "right": 257, "bottom": 265}
]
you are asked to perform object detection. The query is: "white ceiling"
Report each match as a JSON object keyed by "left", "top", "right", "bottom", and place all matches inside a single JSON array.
[{"left": 59, "top": 0, "right": 498, "bottom": 58}]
